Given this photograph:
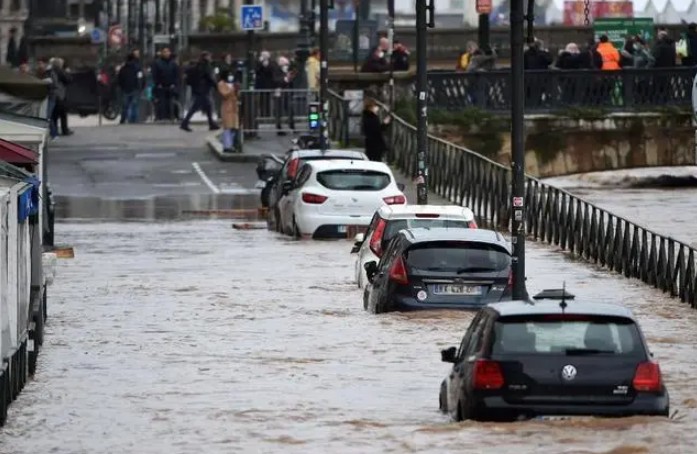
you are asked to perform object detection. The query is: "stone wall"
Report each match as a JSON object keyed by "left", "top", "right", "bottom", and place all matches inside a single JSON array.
[{"left": 431, "top": 112, "right": 696, "bottom": 178}]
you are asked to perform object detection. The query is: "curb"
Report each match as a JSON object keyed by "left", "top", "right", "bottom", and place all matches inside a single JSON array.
[{"left": 206, "top": 133, "right": 260, "bottom": 163}]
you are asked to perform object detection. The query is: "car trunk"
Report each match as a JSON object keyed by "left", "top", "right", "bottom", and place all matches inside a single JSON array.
[
  {"left": 400, "top": 240, "right": 511, "bottom": 304},
  {"left": 316, "top": 169, "right": 394, "bottom": 217},
  {"left": 490, "top": 314, "right": 647, "bottom": 406}
]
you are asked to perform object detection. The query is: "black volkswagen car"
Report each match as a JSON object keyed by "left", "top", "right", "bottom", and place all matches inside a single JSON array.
[
  {"left": 363, "top": 228, "right": 512, "bottom": 313},
  {"left": 439, "top": 295, "right": 670, "bottom": 421}
]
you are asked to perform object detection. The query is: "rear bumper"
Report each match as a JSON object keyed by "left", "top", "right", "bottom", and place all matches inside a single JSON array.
[
  {"left": 296, "top": 213, "right": 372, "bottom": 239},
  {"left": 475, "top": 393, "right": 670, "bottom": 420},
  {"left": 390, "top": 295, "right": 497, "bottom": 311}
]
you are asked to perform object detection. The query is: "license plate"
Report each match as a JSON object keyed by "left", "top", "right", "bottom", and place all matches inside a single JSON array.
[
  {"left": 337, "top": 225, "right": 347, "bottom": 233},
  {"left": 254, "top": 180, "right": 266, "bottom": 189},
  {"left": 431, "top": 284, "right": 482, "bottom": 296}
]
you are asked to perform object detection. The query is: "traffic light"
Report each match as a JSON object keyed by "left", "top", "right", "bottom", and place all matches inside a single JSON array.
[{"left": 308, "top": 102, "right": 320, "bottom": 130}]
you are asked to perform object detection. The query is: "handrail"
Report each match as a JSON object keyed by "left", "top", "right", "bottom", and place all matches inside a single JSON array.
[{"left": 326, "top": 89, "right": 697, "bottom": 307}]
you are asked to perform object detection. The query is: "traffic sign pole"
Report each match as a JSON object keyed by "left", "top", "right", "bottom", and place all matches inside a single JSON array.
[{"left": 319, "top": 0, "right": 329, "bottom": 152}]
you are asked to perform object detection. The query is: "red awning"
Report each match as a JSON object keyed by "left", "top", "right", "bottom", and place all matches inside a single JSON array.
[{"left": 0, "top": 138, "right": 38, "bottom": 165}]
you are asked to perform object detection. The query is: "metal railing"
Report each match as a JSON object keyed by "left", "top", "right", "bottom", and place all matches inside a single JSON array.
[
  {"left": 239, "top": 89, "right": 318, "bottom": 133},
  {"left": 327, "top": 90, "right": 697, "bottom": 308},
  {"left": 428, "top": 67, "right": 697, "bottom": 113}
]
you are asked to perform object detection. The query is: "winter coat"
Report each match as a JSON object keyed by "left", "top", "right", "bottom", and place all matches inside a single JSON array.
[
  {"left": 118, "top": 60, "right": 141, "bottom": 93},
  {"left": 152, "top": 57, "right": 179, "bottom": 87},
  {"left": 217, "top": 80, "right": 239, "bottom": 130},
  {"left": 362, "top": 109, "right": 389, "bottom": 161},
  {"left": 653, "top": 37, "right": 677, "bottom": 68},
  {"left": 186, "top": 61, "right": 216, "bottom": 96}
]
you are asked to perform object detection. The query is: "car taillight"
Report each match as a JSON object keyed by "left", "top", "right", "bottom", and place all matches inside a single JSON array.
[
  {"left": 633, "top": 361, "right": 662, "bottom": 392},
  {"left": 287, "top": 158, "right": 299, "bottom": 178},
  {"left": 469, "top": 220, "right": 478, "bottom": 228},
  {"left": 301, "top": 193, "right": 328, "bottom": 204},
  {"left": 473, "top": 359, "right": 505, "bottom": 390},
  {"left": 388, "top": 256, "right": 409, "bottom": 284},
  {"left": 370, "top": 219, "right": 387, "bottom": 257},
  {"left": 383, "top": 195, "right": 407, "bottom": 205}
]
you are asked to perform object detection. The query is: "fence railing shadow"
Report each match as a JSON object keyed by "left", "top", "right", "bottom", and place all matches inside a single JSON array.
[{"left": 327, "top": 90, "right": 697, "bottom": 308}]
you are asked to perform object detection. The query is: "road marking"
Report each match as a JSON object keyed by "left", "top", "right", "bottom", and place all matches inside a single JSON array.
[{"left": 192, "top": 162, "right": 220, "bottom": 194}]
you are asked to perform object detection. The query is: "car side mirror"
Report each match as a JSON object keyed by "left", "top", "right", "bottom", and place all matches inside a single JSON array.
[
  {"left": 282, "top": 181, "right": 293, "bottom": 193},
  {"left": 397, "top": 183, "right": 405, "bottom": 191},
  {"left": 364, "top": 261, "right": 378, "bottom": 283},
  {"left": 441, "top": 346, "right": 457, "bottom": 363}
]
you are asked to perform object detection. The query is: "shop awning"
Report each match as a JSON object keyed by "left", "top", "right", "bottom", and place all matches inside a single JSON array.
[{"left": 0, "top": 138, "right": 38, "bottom": 164}]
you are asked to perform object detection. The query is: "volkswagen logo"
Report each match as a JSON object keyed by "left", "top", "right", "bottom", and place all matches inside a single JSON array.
[{"left": 561, "top": 365, "right": 577, "bottom": 381}]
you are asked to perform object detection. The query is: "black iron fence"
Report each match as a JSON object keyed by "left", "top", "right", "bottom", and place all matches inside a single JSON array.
[
  {"left": 327, "top": 90, "right": 697, "bottom": 308},
  {"left": 428, "top": 67, "right": 697, "bottom": 113}
]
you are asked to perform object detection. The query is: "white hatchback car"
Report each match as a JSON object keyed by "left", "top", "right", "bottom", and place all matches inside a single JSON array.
[
  {"left": 278, "top": 159, "right": 407, "bottom": 239},
  {"left": 351, "top": 205, "right": 478, "bottom": 288}
]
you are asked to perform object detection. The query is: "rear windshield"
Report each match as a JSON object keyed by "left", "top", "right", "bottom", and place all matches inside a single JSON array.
[
  {"left": 492, "top": 315, "right": 645, "bottom": 356},
  {"left": 404, "top": 241, "right": 511, "bottom": 272},
  {"left": 302, "top": 155, "right": 360, "bottom": 163},
  {"left": 317, "top": 170, "right": 391, "bottom": 191},
  {"left": 384, "top": 219, "right": 470, "bottom": 243}
]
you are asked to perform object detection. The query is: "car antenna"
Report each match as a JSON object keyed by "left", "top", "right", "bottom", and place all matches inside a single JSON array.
[{"left": 559, "top": 281, "right": 568, "bottom": 313}]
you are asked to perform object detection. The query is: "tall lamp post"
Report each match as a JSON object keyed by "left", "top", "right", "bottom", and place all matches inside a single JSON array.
[
  {"left": 414, "top": 0, "right": 433, "bottom": 205},
  {"left": 318, "top": 0, "right": 329, "bottom": 151},
  {"left": 510, "top": 0, "right": 528, "bottom": 300}
]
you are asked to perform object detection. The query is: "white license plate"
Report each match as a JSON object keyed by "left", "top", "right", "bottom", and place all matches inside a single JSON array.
[
  {"left": 254, "top": 180, "right": 266, "bottom": 189},
  {"left": 337, "top": 225, "right": 347, "bottom": 233},
  {"left": 431, "top": 284, "right": 482, "bottom": 296}
]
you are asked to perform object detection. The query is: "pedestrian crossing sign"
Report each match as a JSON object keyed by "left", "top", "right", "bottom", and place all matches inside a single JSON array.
[{"left": 241, "top": 5, "right": 264, "bottom": 31}]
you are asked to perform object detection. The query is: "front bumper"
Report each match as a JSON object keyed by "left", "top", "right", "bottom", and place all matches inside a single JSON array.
[{"left": 474, "top": 393, "right": 670, "bottom": 420}]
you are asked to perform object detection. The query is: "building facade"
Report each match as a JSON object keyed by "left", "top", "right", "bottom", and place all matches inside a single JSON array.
[{"left": 1, "top": 0, "right": 29, "bottom": 65}]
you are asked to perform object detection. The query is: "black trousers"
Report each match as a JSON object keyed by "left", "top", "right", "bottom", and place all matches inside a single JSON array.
[
  {"left": 182, "top": 94, "right": 215, "bottom": 127},
  {"left": 52, "top": 99, "right": 69, "bottom": 135}
]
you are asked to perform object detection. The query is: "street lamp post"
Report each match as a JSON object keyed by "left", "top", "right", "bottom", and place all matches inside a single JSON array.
[
  {"left": 510, "top": 0, "right": 528, "bottom": 300},
  {"left": 295, "top": 0, "right": 311, "bottom": 90},
  {"left": 318, "top": 0, "right": 329, "bottom": 151},
  {"left": 387, "top": 0, "right": 395, "bottom": 112},
  {"left": 414, "top": 0, "right": 432, "bottom": 205}
]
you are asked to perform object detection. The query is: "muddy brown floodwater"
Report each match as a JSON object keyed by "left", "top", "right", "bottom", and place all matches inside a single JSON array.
[{"left": 1, "top": 220, "right": 696, "bottom": 454}]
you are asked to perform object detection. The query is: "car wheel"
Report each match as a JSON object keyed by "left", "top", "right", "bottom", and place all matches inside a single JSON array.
[
  {"left": 439, "top": 381, "right": 447, "bottom": 412},
  {"left": 292, "top": 218, "right": 301, "bottom": 239},
  {"left": 363, "top": 288, "right": 369, "bottom": 310},
  {"left": 457, "top": 398, "right": 474, "bottom": 422}
]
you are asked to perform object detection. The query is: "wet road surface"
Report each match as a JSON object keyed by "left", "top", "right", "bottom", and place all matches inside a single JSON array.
[{"left": 3, "top": 131, "right": 696, "bottom": 452}]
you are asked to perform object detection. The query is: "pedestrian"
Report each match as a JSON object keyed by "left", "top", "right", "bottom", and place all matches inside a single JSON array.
[
  {"left": 653, "top": 29, "right": 677, "bottom": 68},
  {"left": 596, "top": 35, "right": 620, "bottom": 70},
  {"left": 680, "top": 23, "right": 697, "bottom": 66},
  {"left": 361, "top": 37, "right": 390, "bottom": 73},
  {"left": 152, "top": 47, "right": 180, "bottom": 120},
  {"left": 35, "top": 58, "right": 58, "bottom": 138},
  {"left": 273, "top": 55, "right": 296, "bottom": 135},
  {"left": 306, "top": 48, "right": 320, "bottom": 90},
  {"left": 117, "top": 52, "right": 141, "bottom": 124},
  {"left": 361, "top": 97, "right": 391, "bottom": 162},
  {"left": 217, "top": 69, "right": 240, "bottom": 153},
  {"left": 180, "top": 51, "right": 220, "bottom": 132},
  {"left": 5, "top": 27, "right": 18, "bottom": 67},
  {"left": 391, "top": 40, "right": 411, "bottom": 71},
  {"left": 49, "top": 57, "right": 73, "bottom": 136}
]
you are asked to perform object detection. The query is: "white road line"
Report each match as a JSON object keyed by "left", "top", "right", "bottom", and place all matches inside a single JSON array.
[{"left": 192, "top": 162, "right": 220, "bottom": 194}]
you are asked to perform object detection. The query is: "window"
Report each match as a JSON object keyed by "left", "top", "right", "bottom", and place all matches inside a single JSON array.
[
  {"left": 295, "top": 164, "right": 312, "bottom": 188},
  {"left": 378, "top": 237, "right": 401, "bottom": 272},
  {"left": 491, "top": 315, "right": 645, "bottom": 356},
  {"left": 317, "top": 169, "right": 391, "bottom": 191},
  {"left": 383, "top": 219, "right": 470, "bottom": 245},
  {"left": 405, "top": 241, "right": 511, "bottom": 273}
]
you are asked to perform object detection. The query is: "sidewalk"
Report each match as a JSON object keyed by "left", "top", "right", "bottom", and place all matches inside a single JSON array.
[{"left": 205, "top": 130, "right": 297, "bottom": 164}]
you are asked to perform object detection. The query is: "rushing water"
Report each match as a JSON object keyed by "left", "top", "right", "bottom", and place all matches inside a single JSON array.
[{"left": 1, "top": 219, "right": 696, "bottom": 454}]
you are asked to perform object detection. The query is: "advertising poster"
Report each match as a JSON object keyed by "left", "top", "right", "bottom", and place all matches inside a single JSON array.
[{"left": 563, "top": 1, "right": 633, "bottom": 26}]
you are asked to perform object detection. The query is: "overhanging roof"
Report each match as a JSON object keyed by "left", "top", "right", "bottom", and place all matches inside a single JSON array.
[{"left": 0, "top": 139, "right": 38, "bottom": 165}]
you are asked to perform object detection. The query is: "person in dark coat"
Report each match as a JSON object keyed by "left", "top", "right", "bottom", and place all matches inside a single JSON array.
[
  {"left": 653, "top": 29, "right": 677, "bottom": 68},
  {"left": 684, "top": 23, "right": 697, "bottom": 66},
  {"left": 152, "top": 47, "right": 180, "bottom": 120},
  {"left": 118, "top": 53, "right": 141, "bottom": 124},
  {"left": 50, "top": 57, "right": 73, "bottom": 136},
  {"left": 180, "top": 51, "right": 220, "bottom": 132},
  {"left": 391, "top": 40, "right": 410, "bottom": 71},
  {"left": 362, "top": 97, "right": 391, "bottom": 162},
  {"left": 5, "top": 27, "right": 18, "bottom": 67}
]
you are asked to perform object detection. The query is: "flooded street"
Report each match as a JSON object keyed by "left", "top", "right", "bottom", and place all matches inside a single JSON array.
[{"left": 1, "top": 219, "right": 696, "bottom": 453}]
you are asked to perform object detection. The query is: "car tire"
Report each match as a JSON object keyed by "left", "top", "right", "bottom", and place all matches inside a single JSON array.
[
  {"left": 457, "top": 398, "right": 474, "bottom": 422},
  {"left": 292, "top": 218, "right": 301, "bottom": 239},
  {"left": 274, "top": 208, "right": 283, "bottom": 233},
  {"left": 363, "top": 288, "right": 369, "bottom": 310},
  {"left": 439, "top": 381, "right": 447, "bottom": 412}
]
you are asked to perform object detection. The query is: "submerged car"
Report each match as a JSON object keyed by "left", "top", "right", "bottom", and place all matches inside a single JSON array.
[
  {"left": 363, "top": 228, "right": 512, "bottom": 312},
  {"left": 277, "top": 159, "right": 407, "bottom": 239},
  {"left": 351, "top": 205, "right": 478, "bottom": 288},
  {"left": 266, "top": 148, "right": 368, "bottom": 231},
  {"left": 439, "top": 293, "right": 670, "bottom": 421}
]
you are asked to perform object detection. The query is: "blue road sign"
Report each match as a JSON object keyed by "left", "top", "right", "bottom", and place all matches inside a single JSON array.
[
  {"left": 241, "top": 5, "right": 264, "bottom": 31},
  {"left": 91, "top": 28, "right": 105, "bottom": 44}
]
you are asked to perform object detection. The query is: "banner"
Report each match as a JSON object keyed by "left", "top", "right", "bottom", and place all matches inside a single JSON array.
[{"left": 563, "top": 1, "right": 633, "bottom": 26}]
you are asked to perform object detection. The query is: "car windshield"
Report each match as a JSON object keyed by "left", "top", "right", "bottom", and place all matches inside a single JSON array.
[
  {"left": 491, "top": 315, "right": 644, "bottom": 356},
  {"left": 383, "top": 219, "right": 470, "bottom": 244},
  {"left": 317, "top": 169, "right": 391, "bottom": 191},
  {"left": 404, "top": 241, "right": 510, "bottom": 272}
]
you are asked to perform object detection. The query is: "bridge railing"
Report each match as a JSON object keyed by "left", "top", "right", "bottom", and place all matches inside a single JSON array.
[
  {"left": 428, "top": 67, "right": 696, "bottom": 113},
  {"left": 327, "top": 90, "right": 697, "bottom": 308}
]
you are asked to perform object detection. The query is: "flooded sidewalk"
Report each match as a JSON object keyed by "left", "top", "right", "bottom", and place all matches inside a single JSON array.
[{"left": 0, "top": 220, "right": 695, "bottom": 454}]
